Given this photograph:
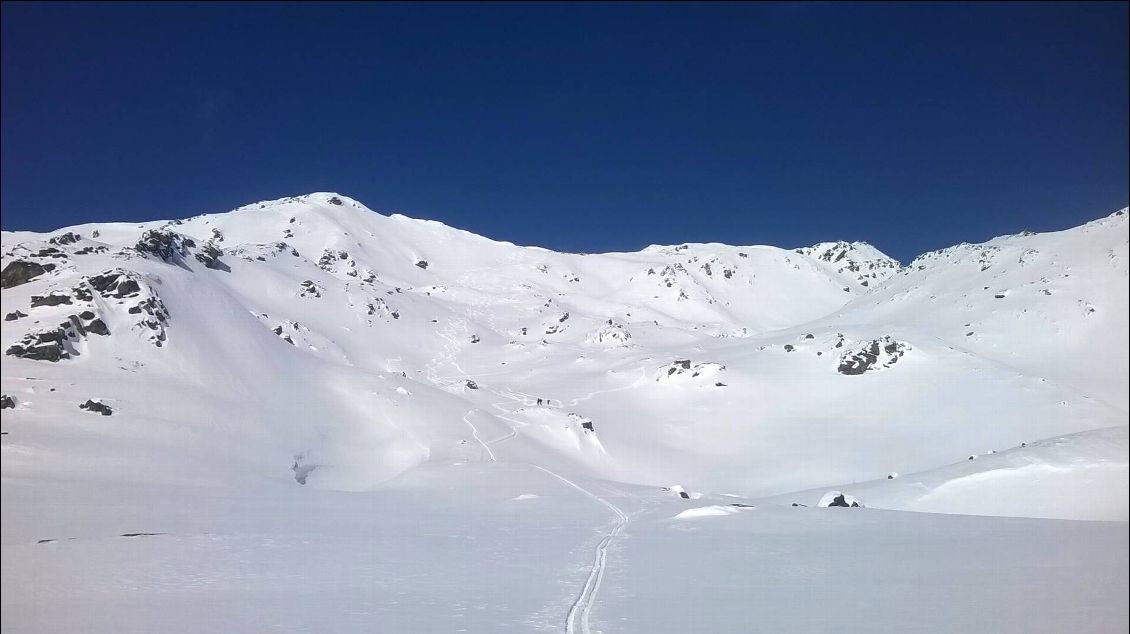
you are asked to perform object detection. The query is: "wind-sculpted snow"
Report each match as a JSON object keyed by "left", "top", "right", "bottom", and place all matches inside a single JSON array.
[{"left": 2, "top": 194, "right": 1127, "bottom": 633}]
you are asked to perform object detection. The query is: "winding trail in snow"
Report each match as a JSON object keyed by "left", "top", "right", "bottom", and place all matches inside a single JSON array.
[
  {"left": 531, "top": 465, "right": 629, "bottom": 634},
  {"left": 462, "top": 409, "right": 497, "bottom": 462},
  {"left": 423, "top": 290, "right": 640, "bottom": 633}
]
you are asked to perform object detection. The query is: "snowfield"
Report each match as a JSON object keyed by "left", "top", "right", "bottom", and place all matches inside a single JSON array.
[{"left": 3, "top": 193, "right": 1127, "bottom": 632}]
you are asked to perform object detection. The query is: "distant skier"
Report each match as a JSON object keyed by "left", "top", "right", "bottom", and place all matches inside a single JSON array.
[{"left": 537, "top": 398, "right": 543, "bottom": 406}]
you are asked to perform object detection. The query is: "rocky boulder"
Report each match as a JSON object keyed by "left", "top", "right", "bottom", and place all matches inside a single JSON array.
[
  {"left": 837, "top": 336, "right": 910, "bottom": 375},
  {"left": 1, "top": 260, "right": 56, "bottom": 288},
  {"left": 78, "top": 400, "right": 113, "bottom": 416}
]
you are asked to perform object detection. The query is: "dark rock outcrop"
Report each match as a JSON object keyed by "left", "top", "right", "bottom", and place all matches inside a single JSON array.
[
  {"left": 84, "top": 318, "right": 110, "bottom": 336},
  {"left": 1, "top": 260, "right": 56, "bottom": 288},
  {"left": 30, "top": 293, "right": 73, "bottom": 308},
  {"left": 6, "top": 326, "right": 73, "bottom": 362},
  {"left": 4, "top": 311, "right": 28, "bottom": 321},
  {"left": 49, "top": 232, "right": 82, "bottom": 245},
  {"left": 1, "top": 394, "right": 14, "bottom": 409},
  {"left": 78, "top": 400, "right": 113, "bottom": 416},
  {"left": 134, "top": 230, "right": 195, "bottom": 263},
  {"left": 194, "top": 241, "right": 229, "bottom": 271},
  {"left": 825, "top": 494, "right": 860, "bottom": 508},
  {"left": 85, "top": 271, "right": 141, "bottom": 298},
  {"left": 837, "top": 336, "right": 909, "bottom": 375}
]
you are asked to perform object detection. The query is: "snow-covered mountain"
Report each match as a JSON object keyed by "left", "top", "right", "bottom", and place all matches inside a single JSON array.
[{"left": 3, "top": 194, "right": 1127, "bottom": 633}]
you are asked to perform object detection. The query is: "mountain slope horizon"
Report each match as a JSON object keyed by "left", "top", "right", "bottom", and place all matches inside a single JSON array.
[{"left": 3, "top": 192, "right": 1127, "bottom": 633}]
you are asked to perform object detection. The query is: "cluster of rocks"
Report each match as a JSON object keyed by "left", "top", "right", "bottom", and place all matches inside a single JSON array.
[
  {"left": 299, "top": 280, "right": 323, "bottom": 298},
  {"left": 318, "top": 249, "right": 364, "bottom": 278},
  {"left": 837, "top": 336, "right": 910, "bottom": 375},
  {"left": 132, "top": 229, "right": 228, "bottom": 271},
  {"left": 585, "top": 320, "right": 632, "bottom": 346},
  {"left": 794, "top": 241, "right": 903, "bottom": 288},
  {"left": 6, "top": 310, "right": 112, "bottom": 362},
  {"left": 194, "top": 241, "right": 229, "bottom": 271},
  {"left": 363, "top": 296, "right": 399, "bottom": 320},
  {"left": 272, "top": 323, "right": 297, "bottom": 345},
  {"left": 647, "top": 262, "right": 688, "bottom": 289},
  {"left": 232, "top": 241, "right": 300, "bottom": 262},
  {"left": 133, "top": 229, "right": 195, "bottom": 263},
  {"left": 48, "top": 232, "right": 82, "bottom": 246},
  {"left": 5, "top": 269, "right": 170, "bottom": 362},
  {"left": 656, "top": 359, "right": 726, "bottom": 382},
  {"left": 698, "top": 257, "right": 736, "bottom": 279}
]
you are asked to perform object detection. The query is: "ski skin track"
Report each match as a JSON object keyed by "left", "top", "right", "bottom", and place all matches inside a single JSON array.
[
  {"left": 531, "top": 465, "right": 629, "bottom": 634},
  {"left": 425, "top": 301, "right": 632, "bottom": 633}
]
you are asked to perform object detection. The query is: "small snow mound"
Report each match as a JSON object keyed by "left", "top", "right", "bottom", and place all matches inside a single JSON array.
[
  {"left": 674, "top": 505, "right": 744, "bottom": 520},
  {"left": 586, "top": 321, "right": 632, "bottom": 346},
  {"left": 512, "top": 494, "right": 541, "bottom": 501}
]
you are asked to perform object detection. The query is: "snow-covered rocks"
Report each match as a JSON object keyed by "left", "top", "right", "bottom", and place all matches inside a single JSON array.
[
  {"left": 837, "top": 336, "right": 910, "bottom": 375},
  {"left": 132, "top": 229, "right": 196, "bottom": 264},
  {"left": 795, "top": 240, "right": 903, "bottom": 288},
  {"left": 656, "top": 360, "right": 726, "bottom": 383},
  {"left": 586, "top": 320, "right": 632, "bottom": 346}
]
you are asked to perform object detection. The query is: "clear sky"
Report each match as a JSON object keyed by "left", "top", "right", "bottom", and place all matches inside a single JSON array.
[{"left": 1, "top": 2, "right": 1126, "bottom": 262}]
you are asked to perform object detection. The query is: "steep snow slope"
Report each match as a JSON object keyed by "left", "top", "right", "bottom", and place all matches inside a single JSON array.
[{"left": 3, "top": 194, "right": 1127, "bottom": 633}]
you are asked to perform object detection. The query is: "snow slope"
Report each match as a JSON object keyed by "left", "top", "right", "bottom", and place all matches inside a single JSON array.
[{"left": 3, "top": 193, "right": 1127, "bottom": 632}]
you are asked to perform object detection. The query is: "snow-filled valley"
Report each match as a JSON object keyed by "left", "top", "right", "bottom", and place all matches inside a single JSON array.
[{"left": 2, "top": 193, "right": 1127, "bottom": 632}]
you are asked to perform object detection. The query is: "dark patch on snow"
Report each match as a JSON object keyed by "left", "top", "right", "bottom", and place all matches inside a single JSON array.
[
  {"left": 837, "top": 337, "right": 909, "bottom": 375},
  {"left": 194, "top": 241, "right": 229, "bottom": 271},
  {"left": 1, "top": 394, "right": 14, "bottom": 409},
  {"left": 6, "top": 327, "right": 72, "bottom": 361},
  {"left": 292, "top": 455, "right": 316, "bottom": 485},
  {"left": 1, "top": 260, "right": 56, "bottom": 288},
  {"left": 49, "top": 232, "right": 82, "bottom": 246},
  {"left": 825, "top": 494, "right": 860, "bottom": 508},
  {"left": 79, "top": 400, "right": 112, "bottom": 416},
  {"left": 30, "top": 293, "right": 73, "bottom": 308},
  {"left": 134, "top": 230, "right": 196, "bottom": 264},
  {"left": 4, "top": 311, "right": 28, "bottom": 321}
]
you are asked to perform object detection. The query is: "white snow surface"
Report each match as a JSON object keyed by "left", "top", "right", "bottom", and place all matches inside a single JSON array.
[{"left": 2, "top": 193, "right": 1127, "bottom": 632}]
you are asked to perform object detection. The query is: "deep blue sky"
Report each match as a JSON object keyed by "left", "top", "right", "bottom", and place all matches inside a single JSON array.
[{"left": 2, "top": 2, "right": 1127, "bottom": 261}]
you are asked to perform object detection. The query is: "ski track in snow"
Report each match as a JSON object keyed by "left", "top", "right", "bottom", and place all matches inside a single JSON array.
[
  {"left": 531, "top": 465, "right": 630, "bottom": 634},
  {"left": 421, "top": 292, "right": 634, "bottom": 633},
  {"left": 462, "top": 409, "right": 497, "bottom": 463}
]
